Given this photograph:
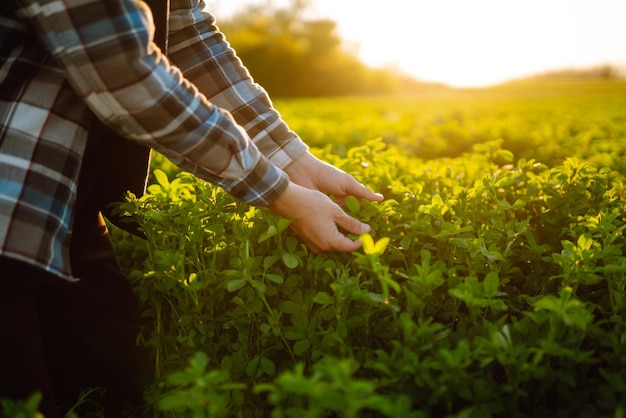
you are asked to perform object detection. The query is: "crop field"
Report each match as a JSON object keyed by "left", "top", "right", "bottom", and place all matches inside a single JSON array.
[
  {"left": 10, "top": 79, "right": 625, "bottom": 417},
  {"left": 110, "top": 79, "right": 626, "bottom": 418}
]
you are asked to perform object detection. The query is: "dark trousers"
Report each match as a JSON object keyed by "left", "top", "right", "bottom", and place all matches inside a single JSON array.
[{"left": 0, "top": 210, "right": 152, "bottom": 417}]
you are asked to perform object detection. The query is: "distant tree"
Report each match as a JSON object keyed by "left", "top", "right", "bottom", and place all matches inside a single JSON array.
[{"left": 215, "top": 0, "right": 431, "bottom": 97}]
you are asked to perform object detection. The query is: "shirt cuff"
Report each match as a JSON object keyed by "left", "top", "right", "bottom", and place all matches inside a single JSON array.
[{"left": 228, "top": 156, "right": 290, "bottom": 207}]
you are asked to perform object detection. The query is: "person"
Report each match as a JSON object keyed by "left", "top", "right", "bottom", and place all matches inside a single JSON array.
[{"left": 0, "top": 0, "right": 383, "bottom": 416}]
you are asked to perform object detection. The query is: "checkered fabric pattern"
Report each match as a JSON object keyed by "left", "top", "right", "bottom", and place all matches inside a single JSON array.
[{"left": 0, "top": 0, "right": 308, "bottom": 279}]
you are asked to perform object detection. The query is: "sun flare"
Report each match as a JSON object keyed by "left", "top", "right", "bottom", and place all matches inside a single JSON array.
[{"left": 209, "top": 0, "right": 626, "bottom": 87}]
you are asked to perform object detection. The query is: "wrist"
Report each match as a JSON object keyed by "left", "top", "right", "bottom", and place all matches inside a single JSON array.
[{"left": 268, "top": 182, "right": 298, "bottom": 218}]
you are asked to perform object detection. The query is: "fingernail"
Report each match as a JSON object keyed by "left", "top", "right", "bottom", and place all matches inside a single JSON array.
[{"left": 362, "top": 223, "right": 371, "bottom": 233}]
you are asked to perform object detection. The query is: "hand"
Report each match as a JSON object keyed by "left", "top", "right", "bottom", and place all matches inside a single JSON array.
[
  {"left": 284, "top": 151, "right": 383, "bottom": 205},
  {"left": 268, "top": 182, "right": 371, "bottom": 253}
]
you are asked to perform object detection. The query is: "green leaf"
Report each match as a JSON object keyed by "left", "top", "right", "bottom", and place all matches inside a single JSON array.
[
  {"left": 153, "top": 169, "right": 169, "bottom": 188},
  {"left": 346, "top": 195, "right": 360, "bottom": 213},
  {"left": 483, "top": 272, "right": 499, "bottom": 297},
  {"left": 190, "top": 351, "right": 209, "bottom": 370},
  {"left": 246, "top": 356, "right": 260, "bottom": 377},
  {"left": 279, "top": 300, "right": 302, "bottom": 313},
  {"left": 258, "top": 225, "right": 278, "bottom": 243},
  {"left": 495, "top": 176, "right": 516, "bottom": 187},
  {"left": 263, "top": 255, "right": 279, "bottom": 270},
  {"left": 431, "top": 194, "right": 444, "bottom": 207},
  {"left": 157, "top": 393, "right": 187, "bottom": 411},
  {"left": 282, "top": 253, "right": 299, "bottom": 269},
  {"left": 313, "top": 291, "right": 333, "bottom": 305},
  {"left": 265, "top": 273, "right": 284, "bottom": 284},
  {"left": 251, "top": 279, "right": 266, "bottom": 294},
  {"left": 368, "top": 292, "right": 387, "bottom": 303},
  {"left": 293, "top": 339, "right": 311, "bottom": 356},
  {"left": 220, "top": 356, "right": 232, "bottom": 371},
  {"left": 226, "top": 278, "right": 247, "bottom": 292},
  {"left": 277, "top": 217, "right": 292, "bottom": 233},
  {"left": 260, "top": 357, "right": 276, "bottom": 376},
  {"left": 494, "top": 149, "right": 514, "bottom": 164},
  {"left": 285, "top": 236, "right": 298, "bottom": 254},
  {"left": 577, "top": 234, "right": 593, "bottom": 251}
]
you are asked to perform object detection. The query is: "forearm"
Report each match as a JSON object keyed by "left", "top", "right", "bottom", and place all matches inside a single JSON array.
[
  {"left": 11, "top": 0, "right": 287, "bottom": 206},
  {"left": 166, "top": 0, "right": 309, "bottom": 169}
]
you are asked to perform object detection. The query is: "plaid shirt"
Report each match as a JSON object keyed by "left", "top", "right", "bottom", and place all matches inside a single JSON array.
[{"left": 0, "top": 0, "right": 308, "bottom": 279}]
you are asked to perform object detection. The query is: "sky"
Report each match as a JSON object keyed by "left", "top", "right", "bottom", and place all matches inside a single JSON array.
[{"left": 205, "top": 0, "right": 626, "bottom": 88}]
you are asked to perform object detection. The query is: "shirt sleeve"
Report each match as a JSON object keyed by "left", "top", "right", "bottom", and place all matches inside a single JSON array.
[
  {"left": 166, "top": 0, "right": 309, "bottom": 170},
  {"left": 12, "top": 0, "right": 288, "bottom": 206}
]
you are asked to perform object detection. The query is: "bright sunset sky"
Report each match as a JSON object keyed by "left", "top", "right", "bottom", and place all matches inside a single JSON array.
[{"left": 206, "top": 0, "right": 626, "bottom": 88}]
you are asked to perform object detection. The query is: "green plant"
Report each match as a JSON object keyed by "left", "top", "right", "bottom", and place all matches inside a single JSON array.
[
  {"left": 105, "top": 84, "right": 626, "bottom": 417},
  {"left": 0, "top": 393, "right": 45, "bottom": 418}
]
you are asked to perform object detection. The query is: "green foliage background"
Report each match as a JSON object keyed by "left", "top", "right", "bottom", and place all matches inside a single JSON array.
[
  {"left": 103, "top": 80, "right": 626, "bottom": 417},
  {"left": 4, "top": 80, "right": 626, "bottom": 417}
]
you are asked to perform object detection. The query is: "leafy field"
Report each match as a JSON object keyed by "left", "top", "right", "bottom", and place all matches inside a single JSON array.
[
  {"left": 119, "top": 80, "right": 626, "bottom": 418},
  {"left": 6, "top": 80, "right": 626, "bottom": 417},
  {"left": 277, "top": 79, "right": 626, "bottom": 167}
]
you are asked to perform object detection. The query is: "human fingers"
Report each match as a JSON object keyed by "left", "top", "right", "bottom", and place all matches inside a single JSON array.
[
  {"left": 295, "top": 225, "right": 363, "bottom": 253},
  {"left": 269, "top": 182, "right": 372, "bottom": 253},
  {"left": 332, "top": 175, "right": 384, "bottom": 205},
  {"left": 334, "top": 208, "right": 371, "bottom": 236},
  {"left": 286, "top": 201, "right": 366, "bottom": 253}
]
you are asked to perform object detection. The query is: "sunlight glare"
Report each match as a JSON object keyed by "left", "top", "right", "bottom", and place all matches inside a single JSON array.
[
  {"left": 208, "top": 0, "right": 626, "bottom": 88},
  {"left": 312, "top": 0, "right": 626, "bottom": 87}
]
